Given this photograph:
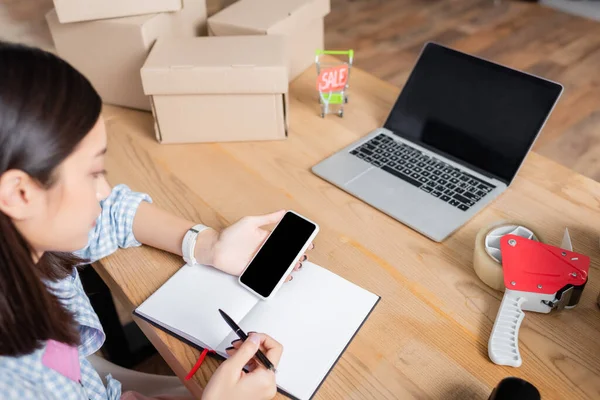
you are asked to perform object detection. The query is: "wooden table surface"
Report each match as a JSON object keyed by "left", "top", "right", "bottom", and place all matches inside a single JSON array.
[{"left": 97, "top": 64, "right": 600, "bottom": 400}]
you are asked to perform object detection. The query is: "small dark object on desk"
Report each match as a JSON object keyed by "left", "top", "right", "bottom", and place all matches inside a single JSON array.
[{"left": 489, "top": 377, "right": 540, "bottom": 400}]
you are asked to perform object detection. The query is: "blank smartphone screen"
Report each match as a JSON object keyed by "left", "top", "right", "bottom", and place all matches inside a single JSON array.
[{"left": 240, "top": 212, "right": 316, "bottom": 298}]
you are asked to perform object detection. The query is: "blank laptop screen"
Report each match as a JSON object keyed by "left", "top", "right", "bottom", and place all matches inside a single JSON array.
[{"left": 384, "top": 43, "right": 562, "bottom": 184}]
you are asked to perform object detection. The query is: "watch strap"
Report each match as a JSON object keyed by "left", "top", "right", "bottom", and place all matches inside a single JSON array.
[{"left": 182, "top": 224, "right": 210, "bottom": 265}]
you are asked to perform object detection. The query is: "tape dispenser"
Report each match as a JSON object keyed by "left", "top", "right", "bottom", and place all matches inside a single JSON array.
[{"left": 487, "top": 228, "right": 590, "bottom": 367}]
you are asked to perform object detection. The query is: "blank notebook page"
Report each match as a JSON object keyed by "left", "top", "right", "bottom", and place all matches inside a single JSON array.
[
  {"left": 215, "top": 262, "right": 379, "bottom": 400},
  {"left": 135, "top": 264, "right": 259, "bottom": 350}
]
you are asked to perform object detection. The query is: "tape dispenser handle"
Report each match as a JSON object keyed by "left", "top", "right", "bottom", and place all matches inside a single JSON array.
[{"left": 488, "top": 289, "right": 525, "bottom": 367}]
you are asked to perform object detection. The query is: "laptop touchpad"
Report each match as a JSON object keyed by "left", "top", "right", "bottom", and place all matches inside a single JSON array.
[{"left": 346, "top": 168, "right": 417, "bottom": 205}]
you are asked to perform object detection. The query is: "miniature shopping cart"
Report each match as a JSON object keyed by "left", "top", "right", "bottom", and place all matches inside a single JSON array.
[{"left": 315, "top": 50, "right": 354, "bottom": 118}]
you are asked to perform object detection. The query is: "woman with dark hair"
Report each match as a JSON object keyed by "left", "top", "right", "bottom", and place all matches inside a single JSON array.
[{"left": 0, "top": 42, "right": 308, "bottom": 399}]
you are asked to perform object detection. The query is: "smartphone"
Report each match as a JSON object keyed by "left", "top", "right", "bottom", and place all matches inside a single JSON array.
[{"left": 238, "top": 210, "right": 319, "bottom": 300}]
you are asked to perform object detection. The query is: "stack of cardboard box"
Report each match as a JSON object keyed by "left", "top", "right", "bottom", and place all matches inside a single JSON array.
[
  {"left": 46, "top": 0, "right": 330, "bottom": 144},
  {"left": 47, "top": 0, "right": 207, "bottom": 111},
  {"left": 208, "top": 0, "right": 330, "bottom": 81}
]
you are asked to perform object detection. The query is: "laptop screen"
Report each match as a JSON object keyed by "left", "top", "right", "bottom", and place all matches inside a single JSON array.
[{"left": 384, "top": 43, "right": 562, "bottom": 184}]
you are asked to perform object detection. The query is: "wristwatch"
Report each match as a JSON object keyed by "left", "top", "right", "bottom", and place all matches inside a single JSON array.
[{"left": 182, "top": 224, "right": 211, "bottom": 265}]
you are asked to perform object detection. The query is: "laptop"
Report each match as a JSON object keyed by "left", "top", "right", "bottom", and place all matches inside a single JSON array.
[{"left": 312, "top": 43, "right": 563, "bottom": 242}]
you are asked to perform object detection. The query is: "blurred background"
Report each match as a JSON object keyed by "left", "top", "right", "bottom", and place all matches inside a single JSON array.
[{"left": 2, "top": 0, "right": 600, "bottom": 375}]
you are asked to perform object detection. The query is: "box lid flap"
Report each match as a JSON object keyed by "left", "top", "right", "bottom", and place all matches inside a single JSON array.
[
  {"left": 52, "top": 0, "right": 182, "bottom": 24},
  {"left": 208, "top": 0, "right": 330, "bottom": 35},
  {"left": 47, "top": 7, "right": 161, "bottom": 28},
  {"left": 141, "top": 36, "right": 288, "bottom": 95}
]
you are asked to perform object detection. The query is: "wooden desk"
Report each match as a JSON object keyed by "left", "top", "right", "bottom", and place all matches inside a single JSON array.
[{"left": 98, "top": 65, "right": 600, "bottom": 400}]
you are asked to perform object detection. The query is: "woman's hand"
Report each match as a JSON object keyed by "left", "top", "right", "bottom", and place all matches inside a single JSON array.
[
  {"left": 202, "top": 333, "right": 283, "bottom": 400},
  {"left": 197, "top": 210, "right": 314, "bottom": 277}
]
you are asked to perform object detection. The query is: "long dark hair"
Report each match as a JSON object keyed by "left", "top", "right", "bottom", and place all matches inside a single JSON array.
[{"left": 0, "top": 41, "right": 102, "bottom": 356}]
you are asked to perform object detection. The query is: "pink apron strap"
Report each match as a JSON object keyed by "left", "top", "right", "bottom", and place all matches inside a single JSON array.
[{"left": 42, "top": 340, "right": 82, "bottom": 383}]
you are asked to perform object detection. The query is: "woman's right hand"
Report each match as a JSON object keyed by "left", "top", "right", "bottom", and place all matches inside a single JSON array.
[{"left": 202, "top": 333, "right": 283, "bottom": 400}]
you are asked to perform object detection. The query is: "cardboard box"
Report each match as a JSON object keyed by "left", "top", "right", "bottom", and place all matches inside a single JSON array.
[
  {"left": 141, "top": 36, "right": 289, "bottom": 144},
  {"left": 208, "top": 0, "right": 330, "bottom": 81},
  {"left": 207, "top": 0, "right": 238, "bottom": 17},
  {"left": 53, "top": 0, "right": 182, "bottom": 24},
  {"left": 51, "top": 0, "right": 208, "bottom": 37},
  {"left": 170, "top": 0, "right": 208, "bottom": 36},
  {"left": 46, "top": 0, "right": 207, "bottom": 111}
]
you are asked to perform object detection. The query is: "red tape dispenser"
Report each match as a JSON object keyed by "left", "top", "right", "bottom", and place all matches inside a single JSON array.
[{"left": 488, "top": 230, "right": 590, "bottom": 367}]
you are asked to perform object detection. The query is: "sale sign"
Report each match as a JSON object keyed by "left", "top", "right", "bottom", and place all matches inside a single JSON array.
[{"left": 316, "top": 64, "right": 349, "bottom": 92}]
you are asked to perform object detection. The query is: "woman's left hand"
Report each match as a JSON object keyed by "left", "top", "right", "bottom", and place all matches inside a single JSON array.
[{"left": 199, "top": 210, "right": 314, "bottom": 277}]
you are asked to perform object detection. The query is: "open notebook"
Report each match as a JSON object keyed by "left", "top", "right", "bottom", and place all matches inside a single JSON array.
[{"left": 134, "top": 261, "right": 379, "bottom": 400}]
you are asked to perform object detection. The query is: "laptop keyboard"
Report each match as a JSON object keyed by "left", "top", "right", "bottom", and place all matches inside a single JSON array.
[{"left": 349, "top": 134, "right": 496, "bottom": 212}]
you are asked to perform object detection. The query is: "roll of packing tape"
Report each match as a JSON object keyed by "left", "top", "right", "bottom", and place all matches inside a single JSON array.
[{"left": 474, "top": 222, "right": 542, "bottom": 291}]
